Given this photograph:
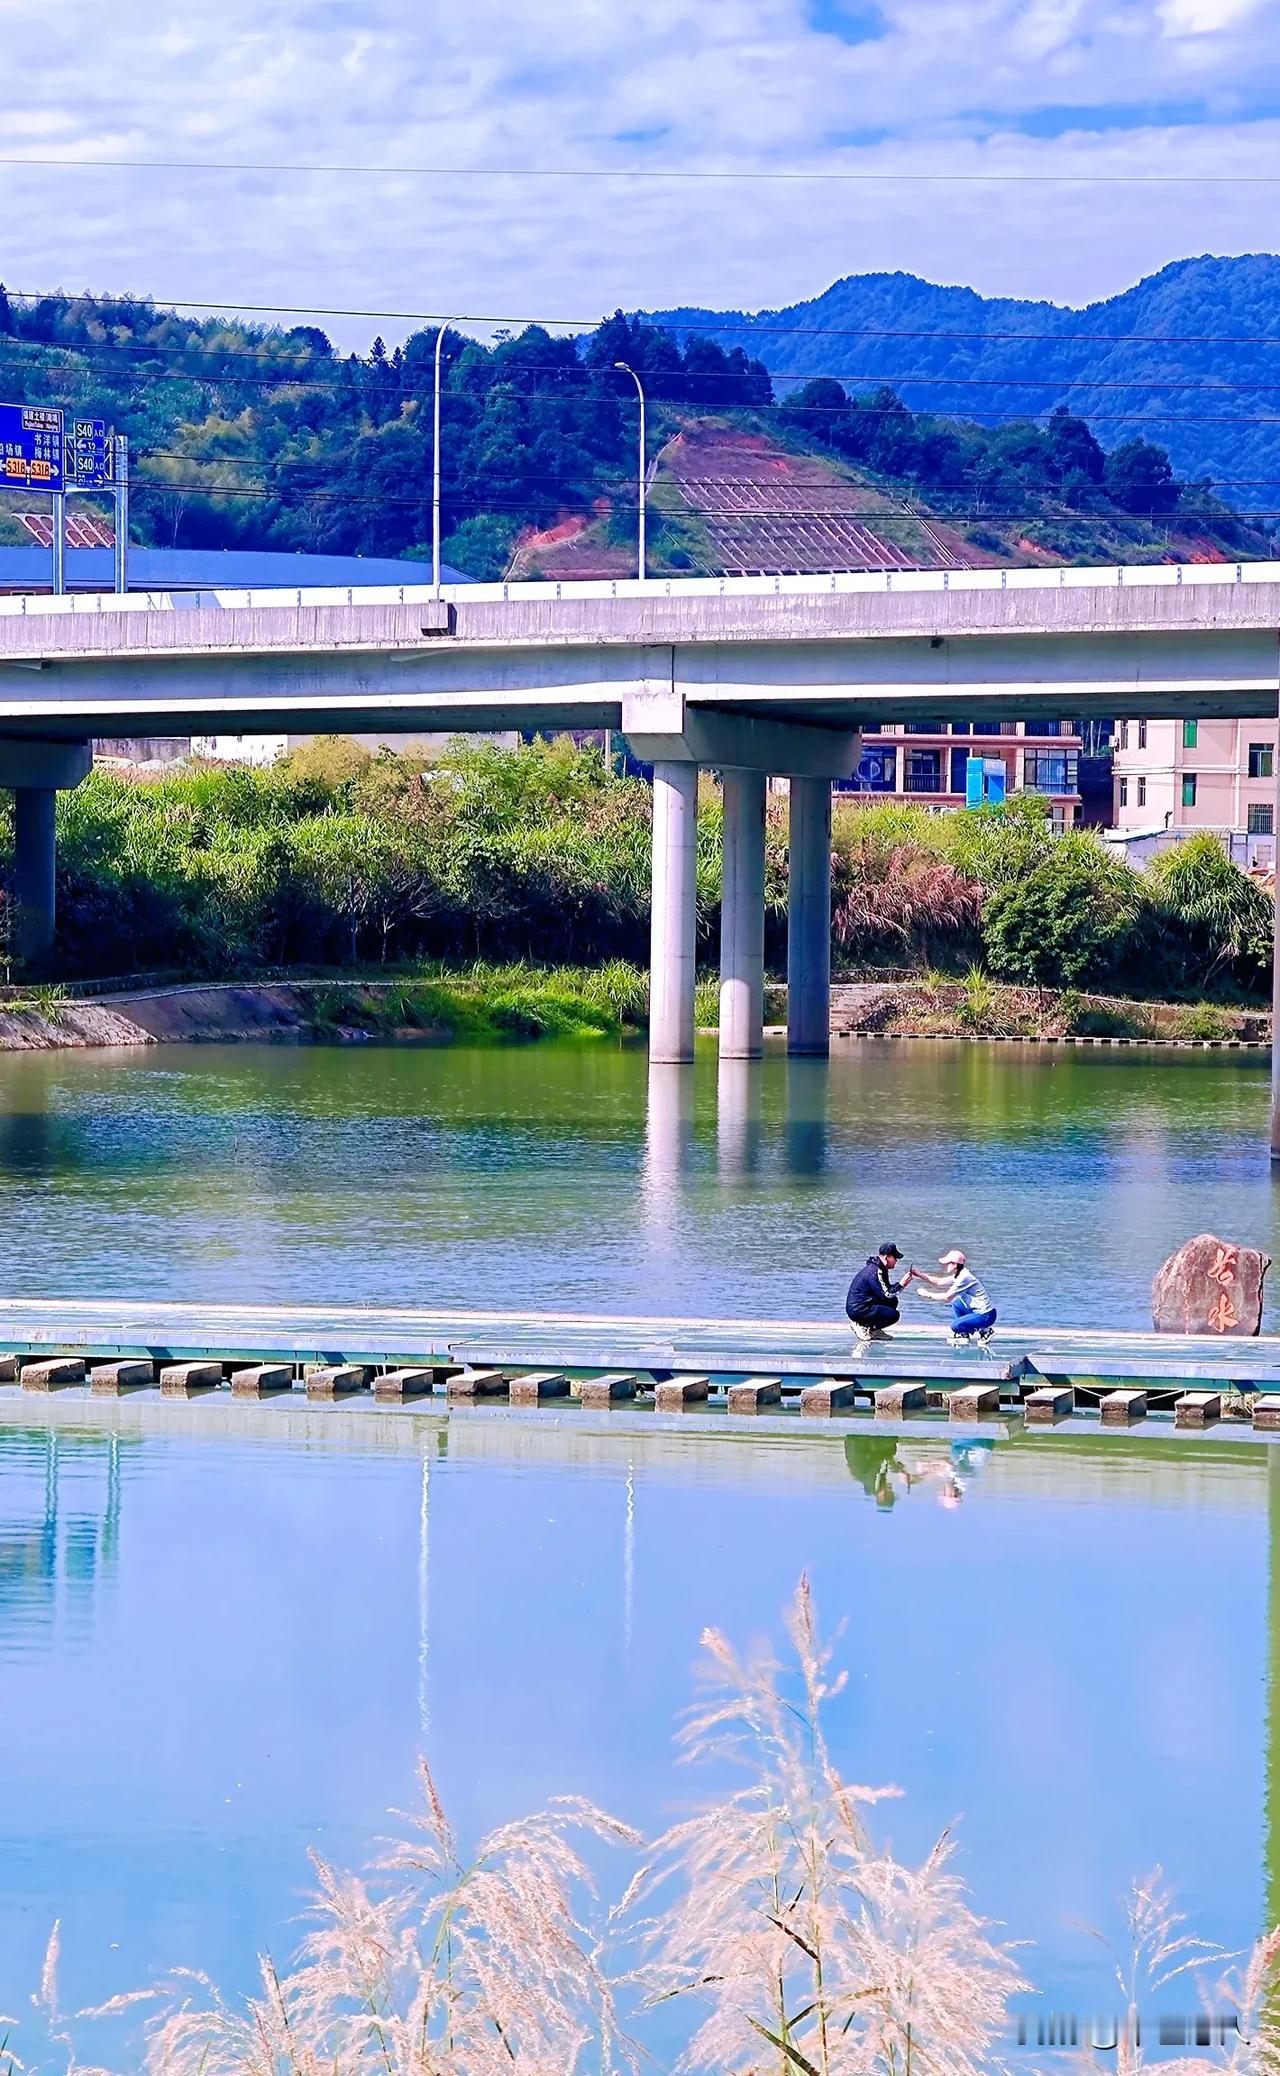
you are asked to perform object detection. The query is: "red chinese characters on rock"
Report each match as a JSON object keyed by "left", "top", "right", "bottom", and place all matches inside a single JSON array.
[{"left": 1152, "top": 1234, "right": 1271, "bottom": 1336}]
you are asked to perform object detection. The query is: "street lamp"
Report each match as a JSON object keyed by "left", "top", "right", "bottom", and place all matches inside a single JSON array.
[
  {"left": 433, "top": 318, "right": 461, "bottom": 600},
  {"left": 613, "top": 361, "right": 647, "bottom": 582}
]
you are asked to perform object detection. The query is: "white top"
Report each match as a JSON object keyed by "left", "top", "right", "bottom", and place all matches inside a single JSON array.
[{"left": 922, "top": 1266, "right": 993, "bottom": 1311}]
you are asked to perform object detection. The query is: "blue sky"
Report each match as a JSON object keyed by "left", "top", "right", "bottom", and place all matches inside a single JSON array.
[{"left": 1, "top": 0, "right": 1279, "bottom": 345}]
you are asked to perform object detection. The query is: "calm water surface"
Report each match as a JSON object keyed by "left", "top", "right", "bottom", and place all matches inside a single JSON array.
[
  {"left": 0, "top": 1034, "right": 1272, "bottom": 1323},
  {"left": 0, "top": 1037, "right": 1276, "bottom": 2056}
]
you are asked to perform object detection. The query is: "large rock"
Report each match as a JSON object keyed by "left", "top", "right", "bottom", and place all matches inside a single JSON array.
[{"left": 1152, "top": 1234, "right": 1271, "bottom": 1336}]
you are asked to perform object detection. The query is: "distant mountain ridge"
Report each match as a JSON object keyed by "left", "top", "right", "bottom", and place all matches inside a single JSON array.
[{"left": 648, "top": 255, "right": 1280, "bottom": 509}]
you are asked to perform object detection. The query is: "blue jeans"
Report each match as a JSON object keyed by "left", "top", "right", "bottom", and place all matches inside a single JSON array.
[{"left": 951, "top": 1300, "right": 997, "bottom": 1338}]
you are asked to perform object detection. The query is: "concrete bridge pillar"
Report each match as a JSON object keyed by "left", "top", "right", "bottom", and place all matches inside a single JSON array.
[
  {"left": 720, "top": 768, "right": 766, "bottom": 1060},
  {"left": 648, "top": 760, "right": 699, "bottom": 1065},
  {"left": 0, "top": 742, "right": 92, "bottom": 971},
  {"left": 13, "top": 789, "right": 57, "bottom": 965},
  {"left": 787, "top": 777, "right": 832, "bottom": 1057}
]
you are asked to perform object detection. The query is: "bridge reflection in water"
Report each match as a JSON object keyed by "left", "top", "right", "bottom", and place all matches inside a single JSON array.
[{"left": 0, "top": 1424, "right": 125, "bottom": 1642}]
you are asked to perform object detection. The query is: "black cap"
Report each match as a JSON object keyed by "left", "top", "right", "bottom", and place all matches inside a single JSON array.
[{"left": 879, "top": 1242, "right": 903, "bottom": 1259}]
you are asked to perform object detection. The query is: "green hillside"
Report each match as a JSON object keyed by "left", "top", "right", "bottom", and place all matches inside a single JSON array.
[
  {"left": 0, "top": 284, "right": 1264, "bottom": 579},
  {"left": 650, "top": 254, "right": 1280, "bottom": 512}
]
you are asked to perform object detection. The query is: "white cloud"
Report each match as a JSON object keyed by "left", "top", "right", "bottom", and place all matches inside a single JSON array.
[
  {"left": 0, "top": 0, "right": 1273, "bottom": 342},
  {"left": 1158, "top": 0, "right": 1263, "bottom": 32}
]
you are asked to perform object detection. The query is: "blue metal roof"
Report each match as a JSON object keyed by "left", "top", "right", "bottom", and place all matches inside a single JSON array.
[{"left": 0, "top": 546, "right": 472, "bottom": 590}]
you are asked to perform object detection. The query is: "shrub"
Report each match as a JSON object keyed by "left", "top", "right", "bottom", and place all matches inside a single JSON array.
[
  {"left": 1173, "top": 1002, "right": 1239, "bottom": 1041},
  {"left": 981, "top": 834, "right": 1145, "bottom": 988},
  {"left": 1146, "top": 833, "right": 1273, "bottom": 995}
]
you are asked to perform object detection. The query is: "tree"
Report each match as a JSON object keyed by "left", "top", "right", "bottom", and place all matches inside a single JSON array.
[
  {"left": 781, "top": 377, "right": 849, "bottom": 444},
  {"left": 1105, "top": 437, "right": 1181, "bottom": 516},
  {"left": 981, "top": 834, "right": 1145, "bottom": 987},
  {"left": 1045, "top": 406, "right": 1105, "bottom": 485}
]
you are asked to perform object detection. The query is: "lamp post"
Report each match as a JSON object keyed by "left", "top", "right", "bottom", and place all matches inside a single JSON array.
[
  {"left": 433, "top": 318, "right": 460, "bottom": 600},
  {"left": 613, "top": 361, "right": 646, "bottom": 582}
]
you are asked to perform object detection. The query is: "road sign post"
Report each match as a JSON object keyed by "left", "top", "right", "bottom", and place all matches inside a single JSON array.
[{"left": 113, "top": 435, "right": 128, "bottom": 594}]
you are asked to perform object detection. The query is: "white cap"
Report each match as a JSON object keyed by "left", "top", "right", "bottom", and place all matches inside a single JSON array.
[{"left": 939, "top": 1248, "right": 966, "bottom": 1267}]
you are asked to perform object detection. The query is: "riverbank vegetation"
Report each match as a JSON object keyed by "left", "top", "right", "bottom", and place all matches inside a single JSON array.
[
  {"left": 32, "top": 739, "right": 1274, "bottom": 1018},
  {"left": 8, "top": 1577, "right": 1267, "bottom": 2074}
]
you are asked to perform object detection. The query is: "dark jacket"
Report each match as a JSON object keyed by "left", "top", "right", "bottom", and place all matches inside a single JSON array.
[{"left": 846, "top": 1255, "right": 901, "bottom": 1320}]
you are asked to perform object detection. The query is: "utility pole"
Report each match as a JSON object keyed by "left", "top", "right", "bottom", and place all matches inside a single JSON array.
[
  {"left": 613, "top": 362, "right": 647, "bottom": 582},
  {"left": 433, "top": 319, "right": 460, "bottom": 600},
  {"left": 50, "top": 492, "right": 65, "bottom": 596},
  {"left": 114, "top": 435, "right": 129, "bottom": 594}
]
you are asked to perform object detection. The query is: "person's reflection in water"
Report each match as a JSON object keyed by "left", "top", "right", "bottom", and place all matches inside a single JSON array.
[
  {"left": 844, "top": 1435, "right": 901, "bottom": 1510},
  {"left": 844, "top": 1433, "right": 999, "bottom": 1511}
]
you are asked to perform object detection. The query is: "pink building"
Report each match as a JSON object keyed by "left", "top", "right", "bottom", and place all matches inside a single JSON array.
[{"left": 1111, "top": 717, "right": 1277, "bottom": 851}]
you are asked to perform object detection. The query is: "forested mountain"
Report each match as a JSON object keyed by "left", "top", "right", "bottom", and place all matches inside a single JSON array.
[
  {"left": 0, "top": 280, "right": 1264, "bottom": 579},
  {"left": 650, "top": 254, "right": 1280, "bottom": 511}
]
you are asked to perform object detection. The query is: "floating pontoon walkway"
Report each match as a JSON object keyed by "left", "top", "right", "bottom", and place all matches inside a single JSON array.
[{"left": 2, "top": 1299, "right": 1280, "bottom": 1434}]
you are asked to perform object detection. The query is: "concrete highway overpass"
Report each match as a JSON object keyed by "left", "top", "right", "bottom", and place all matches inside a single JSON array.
[{"left": 2, "top": 559, "right": 1280, "bottom": 1117}]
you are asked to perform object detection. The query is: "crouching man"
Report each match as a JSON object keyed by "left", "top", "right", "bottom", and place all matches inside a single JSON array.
[{"left": 846, "top": 1243, "right": 915, "bottom": 1342}]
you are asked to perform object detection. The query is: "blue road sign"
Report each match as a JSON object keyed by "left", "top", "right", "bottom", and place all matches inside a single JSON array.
[
  {"left": 68, "top": 418, "right": 113, "bottom": 490},
  {"left": 0, "top": 403, "right": 64, "bottom": 490}
]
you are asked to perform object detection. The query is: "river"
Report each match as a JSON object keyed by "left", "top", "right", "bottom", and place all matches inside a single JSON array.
[{"left": 0, "top": 1036, "right": 1274, "bottom": 2060}]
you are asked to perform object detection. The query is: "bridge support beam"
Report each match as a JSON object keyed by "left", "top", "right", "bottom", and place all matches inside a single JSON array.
[
  {"left": 720, "top": 769, "right": 766, "bottom": 1060},
  {"left": 0, "top": 741, "right": 92, "bottom": 970},
  {"left": 13, "top": 789, "right": 57, "bottom": 965},
  {"left": 649, "top": 760, "right": 699, "bottom": 1065},
  {"left": 787, "top": 777, "right": 832, "bottom": 1057}
]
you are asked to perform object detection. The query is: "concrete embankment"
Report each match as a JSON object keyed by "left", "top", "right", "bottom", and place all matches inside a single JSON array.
[
  {"left": 0, "top": 974, "right": 1269, "bottom": 1052},
  {"left": 0, "top": 983, "right": 330, "bottom": 1051}
]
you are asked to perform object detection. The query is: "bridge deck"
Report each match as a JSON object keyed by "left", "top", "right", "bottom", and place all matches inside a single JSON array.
[{"left": 0, "top": 1300, "right": 1278, "bottom": 1399}]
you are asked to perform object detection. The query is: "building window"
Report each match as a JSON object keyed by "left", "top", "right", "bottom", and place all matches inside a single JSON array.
[
  {"left": 1183, "top": 719, "right": 1198, "bottom": 749},
  {"left": 904, "top": 749, "right": 943, "bottom": 794},
  {"left": 972, "top": 721, "right": 1001, "bottom": 737},
  {"left": 1182, "top": 774, "right": 1198, "bottom": 808},
  {"left": 1031, "top": 720, "right": 1063, "bottom": 738},
  {"left": 950, "top": 720, "right": 971, "bottom": 736},
  {"left": 1119, "top": 778, "right": 1129, "bottom": 808},
  {"left": 1248, "top": 742, "right": 1274, "bottom": 779},
  {"left": 1137, "top": 777, "right": 1147, "bottom": 808},
  {"left": 1119, "top": 721, "right": 1130, "bottom": 750},
  {"left": 903, "top": 720, "right": 946, "bottom": 735},
  {"left": 853, "top": 745, "right": 897, "bottom": 792},
  {"left": 1138, "top": 719, "right": 1148, "bottom": 750},
  {"left": 1248, "top": 803, "right": 1274, "bottom": 835},
  {"left": 1023, "top": 750, "right": 1079, "bottom": 795}
]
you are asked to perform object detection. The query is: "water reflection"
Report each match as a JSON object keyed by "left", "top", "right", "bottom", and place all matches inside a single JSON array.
[
  {"left": 0, "top": 1399, "right": 1270, "bottom": 2037},
  {"left": 0, "top": 1426, "right": 125, "bottom": 1644},
  {"left": 716, "top": 1056, "right": 764, "bottom": 1179},
  {"left": 844, "top": 1432, "right": 996, "bottom": 1510},
  {"left": 640, "top": 1062, "right": 694, "bottom": 1239},
  {"left": 784, "top": 1055, "right": 830, "bottom": 1178},
  {"left": 0, "top": 1040, "right": 1272, "bottom": 1327}
]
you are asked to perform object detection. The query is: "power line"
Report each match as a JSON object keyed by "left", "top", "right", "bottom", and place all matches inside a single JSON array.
[
  {"left": 126, "top": 449, "right": 1269, "bottom": 495},
  {"left": 11, "top": 286, "right": 1280, "bottom": 352},
  {"left": 122, "top": 479, "right": 1270, "bottom": 521},
  {"left": 19, "top": 324, "right": 1280, "bottom": 396},
  {"left": 4, "top": 153, "right": 1280, "bottom": 186}
]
